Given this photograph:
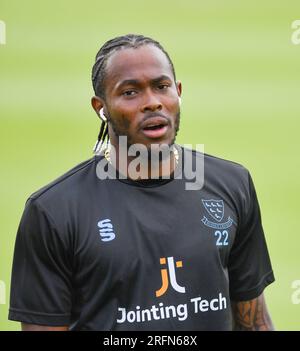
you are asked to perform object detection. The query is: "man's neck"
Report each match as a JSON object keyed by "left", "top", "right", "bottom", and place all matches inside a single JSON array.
[{"left": 105, "top": 143, "right": 178, "bottom": 180}]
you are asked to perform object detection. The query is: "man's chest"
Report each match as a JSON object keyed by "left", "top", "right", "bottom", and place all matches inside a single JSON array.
[{"left": 72, "top": 186, "right": 239, "bottom": 286}]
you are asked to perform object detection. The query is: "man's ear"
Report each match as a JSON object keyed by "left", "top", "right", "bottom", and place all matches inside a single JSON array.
[
  {"left": 176, "top": 81, "right": 182, "bottom": 97},
  {"left": 91, "top": 96, "right": 104, "bottom": 117}
]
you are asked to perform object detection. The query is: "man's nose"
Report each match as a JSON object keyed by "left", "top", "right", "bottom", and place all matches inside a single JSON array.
[{"left": 141, "top": 91, "right": 162, "bottom": 112}]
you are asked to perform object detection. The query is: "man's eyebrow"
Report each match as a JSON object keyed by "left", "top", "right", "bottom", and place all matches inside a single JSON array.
[
  {"left": 116, "top": 75, "right": 173, "bottom": 89},
  {"left": 151, "top": 75, "right": 173, "bottom": 84},
  {"left": 117, "top": 79, "right": 140, "bottom": 88}
]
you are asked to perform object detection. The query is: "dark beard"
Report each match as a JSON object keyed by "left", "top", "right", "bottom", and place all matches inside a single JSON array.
[
  {"left": 172, "top": 110, "right": 180, "bottom": 144},
  {"left": 107, "top": 110, "right": 181, "bottom": 150}
]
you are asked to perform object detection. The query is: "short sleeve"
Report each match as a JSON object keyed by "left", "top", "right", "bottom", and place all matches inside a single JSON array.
[
  {"left": 228, "top": 172, "right": 275, "bottom": 301},
  {"left": 9, "top": 198, "right": 73, "bottom": 326}
]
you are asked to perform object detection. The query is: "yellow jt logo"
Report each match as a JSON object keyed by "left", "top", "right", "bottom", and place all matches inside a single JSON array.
[{"left": 156, "top": 257, "right": 186, "bottom": 297}]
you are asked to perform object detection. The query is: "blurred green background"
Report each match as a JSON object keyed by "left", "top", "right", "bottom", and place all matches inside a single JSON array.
[{"left": 1, "top": 0, "right": 300, "bottom": 330}]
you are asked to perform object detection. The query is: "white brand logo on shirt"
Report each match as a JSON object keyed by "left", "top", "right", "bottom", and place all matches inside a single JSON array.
[{"left": 98, "top": 219, "right": 115, "bottom": 242}]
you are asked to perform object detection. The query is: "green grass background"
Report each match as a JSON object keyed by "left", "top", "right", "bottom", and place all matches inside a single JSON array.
[{"left": 1, "top": 0, "right": 300, "bottom": 330}]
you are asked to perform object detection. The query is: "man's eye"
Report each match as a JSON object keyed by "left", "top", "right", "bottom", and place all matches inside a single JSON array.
[
  {"left": 158, "top": 84, "right": 169, "bottom": 90},
  {"left": 123, "top": 90, "right": 137, "bottom": 96}
]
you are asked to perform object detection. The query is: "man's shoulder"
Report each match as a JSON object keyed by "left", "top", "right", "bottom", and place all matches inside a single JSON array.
[
  {"left": 182, "top": 146, "right": 249, "bottom": 177},
  {"left": 180, "top": 146, "right": 251, "bottom": 194},
  {"left": 204, "top": 152, "right": 248, "bottom": 176},
  {"left": 28, "top": 157, "right": 96, "bottom": 205}
]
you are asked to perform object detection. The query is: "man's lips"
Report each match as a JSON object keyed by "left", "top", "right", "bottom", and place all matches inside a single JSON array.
[
  {"left": 139, "top": 116, "right": 170, "bottom": 139},
  {"left": 140, "top": 116, "right": 169, "bottom": 130}
]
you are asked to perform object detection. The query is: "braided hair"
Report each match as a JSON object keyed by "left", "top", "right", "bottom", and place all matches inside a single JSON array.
[{"left": 91, "top": 34, "right": 176, "bottom": 153}]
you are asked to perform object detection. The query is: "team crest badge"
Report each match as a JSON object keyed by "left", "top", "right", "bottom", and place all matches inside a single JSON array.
[
  {"left": 202, "top": 199, "right": 224, "bottom": 222},
  {"left": 201, "top": 199, "right": 233, "bottom": 229}
]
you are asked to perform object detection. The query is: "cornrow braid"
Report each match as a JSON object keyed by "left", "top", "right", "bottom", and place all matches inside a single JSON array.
[
  {"left": 91, "top": 34, "right": 176, "bottom": 154},
  {"left": 92, "top": 34, "right": 176, "bottom": 98},
  {"left": 93, "top": 119, "right": 107, "bottom": 154}
]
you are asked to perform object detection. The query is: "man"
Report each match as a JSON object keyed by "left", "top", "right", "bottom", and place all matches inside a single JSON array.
[{"left": 9, "top": 34, "right": 275, "bottom": 331}]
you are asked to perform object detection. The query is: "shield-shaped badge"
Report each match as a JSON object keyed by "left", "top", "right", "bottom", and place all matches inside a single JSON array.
[{"left": 202, "top": 199, "right": 224, "bottom": 222}]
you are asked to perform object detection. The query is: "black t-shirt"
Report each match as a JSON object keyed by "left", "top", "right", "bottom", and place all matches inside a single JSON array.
[{"left": 9, "top": 147, "right": 275, "bottom": 330}]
